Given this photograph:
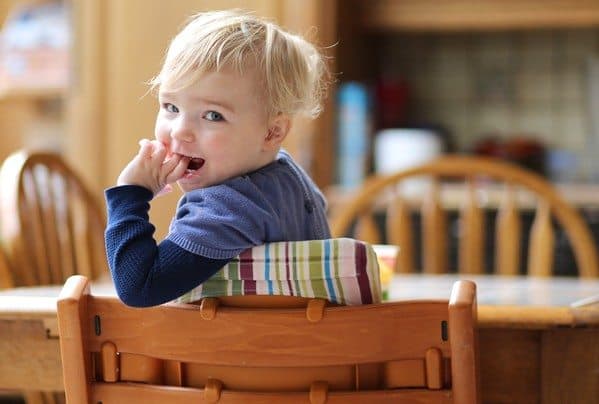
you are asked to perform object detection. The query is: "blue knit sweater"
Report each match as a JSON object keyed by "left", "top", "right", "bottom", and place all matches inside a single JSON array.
[{"left": 105, "top": 150, "right": 330, "bottom": 307}]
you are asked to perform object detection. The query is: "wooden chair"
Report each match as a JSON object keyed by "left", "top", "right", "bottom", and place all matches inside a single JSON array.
[
  {"left": 57, "top": 275, "right": 479, "bottom": 403},
  {"left": 0, "top": 150, "right": 107, "bottom": 287},
  {"left": 0, "top": 150, "right": 107, "bottom": 404},
  {"left": 331, "top": 155, "right": 598, "bottom": 278}
]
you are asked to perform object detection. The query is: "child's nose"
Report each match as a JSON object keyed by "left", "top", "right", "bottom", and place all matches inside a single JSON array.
[{"left": 170, "top": 117, "right": 195, "bottom": 143}]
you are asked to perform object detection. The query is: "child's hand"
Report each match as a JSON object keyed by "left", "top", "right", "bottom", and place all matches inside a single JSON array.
[{"left": 117, "top": 139, "right": 189, "bottom": 195}]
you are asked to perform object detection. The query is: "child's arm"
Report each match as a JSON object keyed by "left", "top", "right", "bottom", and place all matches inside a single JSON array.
[{"left": 104, "top": 185, "right": 230, "bottom": 307}]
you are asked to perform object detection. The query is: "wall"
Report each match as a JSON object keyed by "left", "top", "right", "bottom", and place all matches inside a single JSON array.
[
  {"left": 0, "top": 0, "right": 66, "bottom": 160},
  {"left": 377, "top": 28, "right": 599, "bottom": 179}
]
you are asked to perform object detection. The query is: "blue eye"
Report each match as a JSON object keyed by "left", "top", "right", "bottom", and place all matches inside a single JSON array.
[
  {"left": 204, "top": 111, "right": 224, "bottom": 121},
  {"left": 163, "top": 103, "right": 179, "bottom": 113}
]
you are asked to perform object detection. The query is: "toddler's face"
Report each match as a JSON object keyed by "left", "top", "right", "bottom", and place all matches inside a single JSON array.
[{"left": 155, "top": 67, "right": 271, "bottom": 191}]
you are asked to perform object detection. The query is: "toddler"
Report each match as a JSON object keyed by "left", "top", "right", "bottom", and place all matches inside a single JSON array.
[{"left": 104, "top": 9, "right": 331, "bottom": 307}]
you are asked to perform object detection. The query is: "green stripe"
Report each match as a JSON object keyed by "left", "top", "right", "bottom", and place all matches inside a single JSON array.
[
  {"left": 293, "top": 241, "right": 302, "bottom": 295},
  {"left": 201, "top": 280, "right": 228, "bottom": 297},
  {"left": 308, "top": 240, "right": 327, "bottom": 298},
  {"left": 274, "top": 243, "right": 280, "bottom": 281},
  {"left": 231, "top": 280, "right": 243, "bottom": 295},
  {"left": 224, "top": 260, "right": 238, "bottom": 280}
]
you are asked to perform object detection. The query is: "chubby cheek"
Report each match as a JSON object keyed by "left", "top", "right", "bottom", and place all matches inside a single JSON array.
[
  {"left": 154, "top": 121, "right": 171, "bottom": 145},
  {"left": 202, "top": 134, "right": 230, "bottom": 157}
]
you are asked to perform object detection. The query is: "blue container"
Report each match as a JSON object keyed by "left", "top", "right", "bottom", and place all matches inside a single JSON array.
[{"left": 337, "top": 82, "right": 370, "bottom": 189}]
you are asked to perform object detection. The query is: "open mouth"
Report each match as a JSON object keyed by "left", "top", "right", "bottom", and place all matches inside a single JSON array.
[{"left": 186, "top": 157, "right": 205, "bottom": 172}]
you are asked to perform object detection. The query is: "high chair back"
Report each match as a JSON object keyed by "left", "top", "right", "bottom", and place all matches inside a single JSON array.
[
  {"left": 0, "top": 150, "right": 107, "bottom": 287},
  {"left": 57, "top": 275, "right": 479, "bottom": 404}
]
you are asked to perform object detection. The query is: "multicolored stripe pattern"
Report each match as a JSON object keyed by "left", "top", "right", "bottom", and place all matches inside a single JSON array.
[{"left": 173, "top": 238, "right": 382, "bottom": 305}]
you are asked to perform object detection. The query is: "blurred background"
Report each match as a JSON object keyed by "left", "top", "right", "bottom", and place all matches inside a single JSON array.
[{"left": 2, "top": 0, "right": 599, "bottom": 239}]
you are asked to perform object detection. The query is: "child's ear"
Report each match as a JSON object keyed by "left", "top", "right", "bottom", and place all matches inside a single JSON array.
[{"left": 263, "top": 114, "right": 291, "bottom": 151}]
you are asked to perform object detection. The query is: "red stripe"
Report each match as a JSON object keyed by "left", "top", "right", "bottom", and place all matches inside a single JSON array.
[
  {"left": 240, "top": 248, "right": 256, "bottom": 295},
  {"left": 355, "top": 242, "right": 373, "bottom": 304},
  {"left": 243, "top": 280, "right": 257, "bottom": 294}
]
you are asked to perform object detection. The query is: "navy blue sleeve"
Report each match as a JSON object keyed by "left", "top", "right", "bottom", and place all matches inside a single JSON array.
[{"left": 104, "top": 185, "right": 230, "bottom": 307}]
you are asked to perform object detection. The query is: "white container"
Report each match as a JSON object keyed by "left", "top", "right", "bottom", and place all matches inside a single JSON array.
[{"left": 374, "top": 128, "right": 442, "bottom": 195}]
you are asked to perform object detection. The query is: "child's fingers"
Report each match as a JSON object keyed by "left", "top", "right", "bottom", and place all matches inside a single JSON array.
[
  {"left": 161, "top": 152, "right": 182, "bottom": 172},
  {"left": 151, "top": 141, "right": 168, "bottom": 161},
  {"left": 137, "top": 139, "right": 154, "bottom": 158},
  {"left": 165, "top": 156, "right": 190, "bottom": 184}
]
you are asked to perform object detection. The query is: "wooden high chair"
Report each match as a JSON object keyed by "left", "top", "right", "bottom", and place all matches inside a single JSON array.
[
  {"left": 57, "top": 275, "right": 479, "bottom": 403},
  {"left": 331, "top": 155, "right": 598, "bottom": 278}
]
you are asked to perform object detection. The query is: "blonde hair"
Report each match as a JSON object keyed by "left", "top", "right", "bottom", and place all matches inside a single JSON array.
[{"left": 150, "top": 9, "right": 329, "bottom": 118}]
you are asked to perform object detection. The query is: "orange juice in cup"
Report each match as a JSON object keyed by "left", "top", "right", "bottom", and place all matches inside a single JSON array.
[{"left": 372, "top": 244, "right": 399, "bottom": 300}]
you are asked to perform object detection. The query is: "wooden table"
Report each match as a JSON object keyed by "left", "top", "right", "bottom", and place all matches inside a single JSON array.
[
  {"left": 1, "top": 275, "right": 598, "bottom": 403},
  {"left": 388, "top": 274, "right": 599, "bottom": 404}
]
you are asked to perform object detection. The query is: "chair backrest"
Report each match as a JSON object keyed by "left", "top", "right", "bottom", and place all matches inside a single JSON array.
[
  {"left": 57, "top": 275, "right": 479, "bottom": 404},
  {"left": 0, "top": 247, "right": 12, "bottom": 289},
  {"left": 0, "top": 150, "right": 107, "bottom": 287},
  {"left": 331, "top": 155, "right": 598, "bottom": 278}
]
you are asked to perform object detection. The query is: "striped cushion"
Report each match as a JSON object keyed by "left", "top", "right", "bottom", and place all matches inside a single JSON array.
[{"left": 173, "top": 238, "right": 382, "bottom": 305}]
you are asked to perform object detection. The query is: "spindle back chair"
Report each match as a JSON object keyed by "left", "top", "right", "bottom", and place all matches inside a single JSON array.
[
  {"left": 331, "top": 155, "right": 598, "bottom": 278},
  {"left": 0, "top": 150, "right": 107, "bottom": 286}
]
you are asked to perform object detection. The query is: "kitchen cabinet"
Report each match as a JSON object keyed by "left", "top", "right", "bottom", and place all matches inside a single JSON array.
[
  {"left": 334, "top": 0, "right": 599, "bottom": 190},
  {"left": 337, "top": 0, "right": 599, "bottom": 82},
  {"left": 358, "top": 0, "right": 599, "bottom": 32}
]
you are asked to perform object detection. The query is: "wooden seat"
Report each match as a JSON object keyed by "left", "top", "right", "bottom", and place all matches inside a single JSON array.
[
  {"left": 0, "top": 150, "right": 107, "bottom": 287},
  {"left": 331, "top": 155, "right": 598, "bottom": 278},
  {"left": 57, "top": 275, "right": 479, "bottom": 403}
]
